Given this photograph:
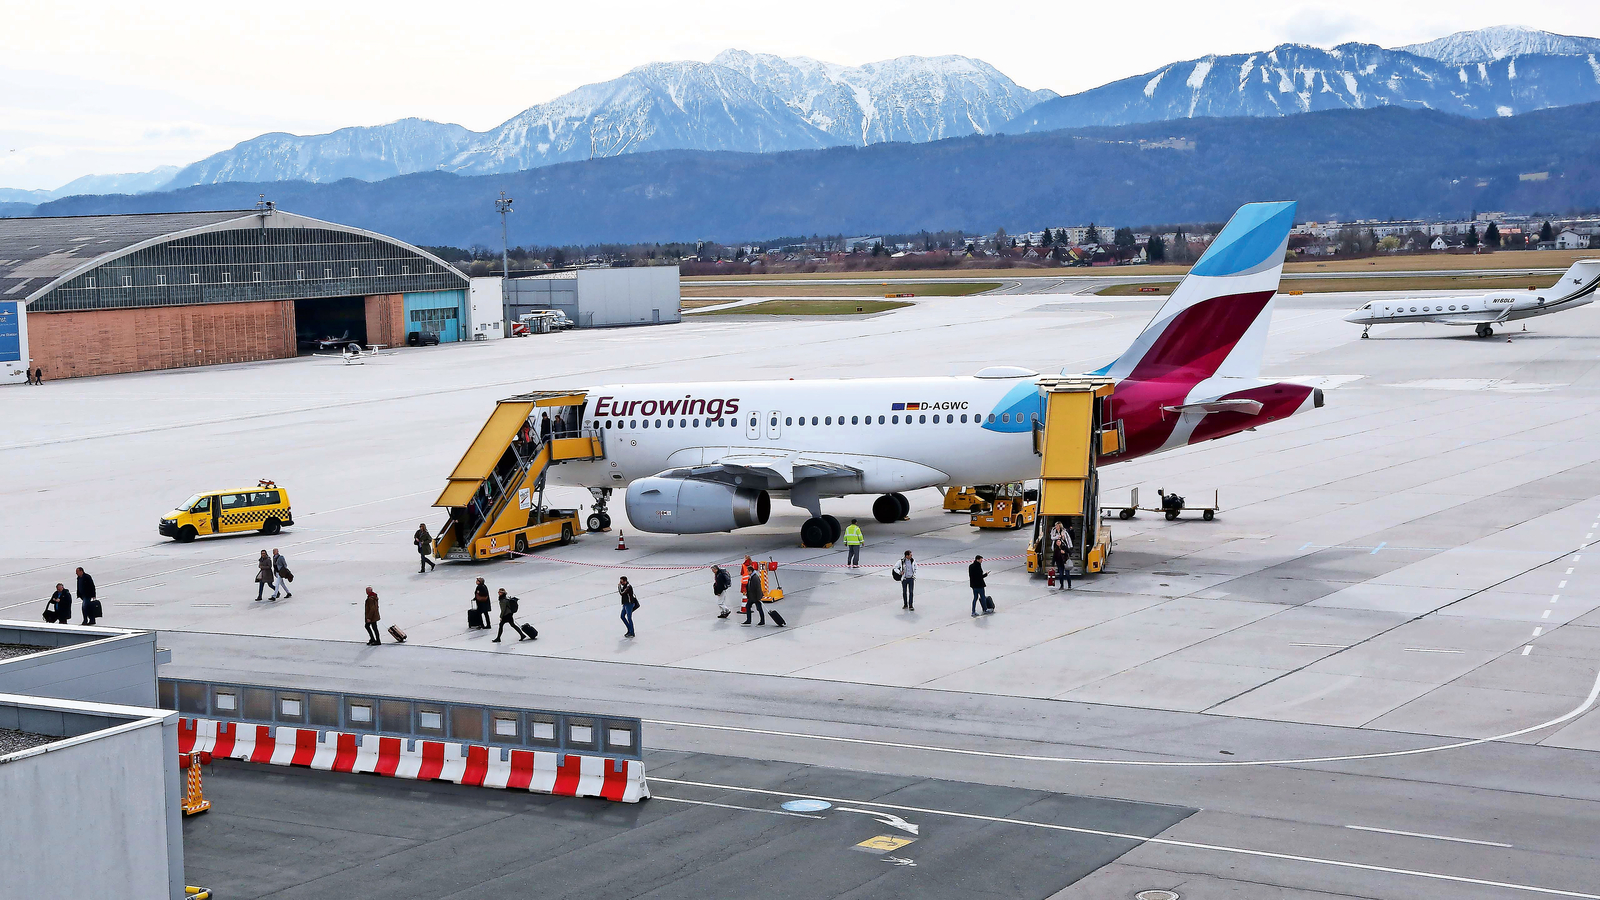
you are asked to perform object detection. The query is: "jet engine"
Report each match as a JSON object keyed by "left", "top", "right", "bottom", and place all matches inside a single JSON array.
[{"left": 624, "top": 477, "right": 771, "bottom": 534}]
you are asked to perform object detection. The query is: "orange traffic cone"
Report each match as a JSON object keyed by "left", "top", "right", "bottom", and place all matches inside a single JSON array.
[{"left": 616, "top": 530, "right": 627, "bottom": 551}]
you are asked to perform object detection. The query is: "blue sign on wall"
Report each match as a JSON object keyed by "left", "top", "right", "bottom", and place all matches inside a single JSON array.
[{"left": 0, "top": 303, "right": 19, "bottom": 363}]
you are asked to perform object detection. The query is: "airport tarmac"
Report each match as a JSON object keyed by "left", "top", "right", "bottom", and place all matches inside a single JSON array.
[{"left": 5, "top": 285, "right": 1600, "bottom": 897}]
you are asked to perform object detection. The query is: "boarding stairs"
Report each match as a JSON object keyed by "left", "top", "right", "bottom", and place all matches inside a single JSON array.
[
  {"left": 432, "top": 393, "right": 603, "bottom": 561},
  {"left": 1028, "top": 376, "right": 1120, "bottom": 576}
]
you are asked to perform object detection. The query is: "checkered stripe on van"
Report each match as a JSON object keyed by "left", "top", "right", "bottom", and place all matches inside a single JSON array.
[{"left": 220, "top": 508, "right": 284, "bottom": 528}]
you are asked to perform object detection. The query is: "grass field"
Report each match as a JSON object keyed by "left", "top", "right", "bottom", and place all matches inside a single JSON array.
[
  {"left": 683, "top": 250, "right": 1594, "bottom": 284},
  {"left": 682, "top": 281, "right": 1000, "bottom": 298},
  {"left": 692, "top": 299, "right": 913, "bottom": 316},
  {"left": 1098, "top": 271, "right": 1565, "bottom": 297}
]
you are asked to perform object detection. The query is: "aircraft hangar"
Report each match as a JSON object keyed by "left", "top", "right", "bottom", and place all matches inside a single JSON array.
[{"left": 0, "top": 206, "right": 469, "bottom": 383}]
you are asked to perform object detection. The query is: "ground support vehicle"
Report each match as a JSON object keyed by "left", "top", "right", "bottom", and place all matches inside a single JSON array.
[
  {"left": 160, "top": 480, "right": 293, "bottom": 542},
  {"left": 1109, "top": 487, "right": 1220, "bottom": 521}
]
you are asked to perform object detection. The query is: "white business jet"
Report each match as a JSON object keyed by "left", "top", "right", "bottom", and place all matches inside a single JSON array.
[{"left": 1344, "top": 260, "right": 1600, "bottom": 338}]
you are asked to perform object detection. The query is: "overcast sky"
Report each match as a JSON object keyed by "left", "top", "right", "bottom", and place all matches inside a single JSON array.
[{"left": 3, "top": 1, "right": 1599, "bottom": 190}]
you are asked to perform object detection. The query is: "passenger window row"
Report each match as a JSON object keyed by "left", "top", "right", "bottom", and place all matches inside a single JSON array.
[{"left": 586, "top": 412, "right": 1040, "bottom": 430}]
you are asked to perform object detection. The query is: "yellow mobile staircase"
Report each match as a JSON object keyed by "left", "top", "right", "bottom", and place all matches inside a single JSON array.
[
  {"left": 1027, "top": 376, "right": 1120, "bottom": 577},
  {"left": 432, "top": 392, "right": 605, "bottom": 561}
]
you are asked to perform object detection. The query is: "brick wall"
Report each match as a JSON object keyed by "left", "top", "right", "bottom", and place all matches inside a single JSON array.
[
  {"left": 26, "top": 300, "right": 296, "bottom": 380},
  {"left": 364, "top": 294, "right": 404, "bottom": 348}
]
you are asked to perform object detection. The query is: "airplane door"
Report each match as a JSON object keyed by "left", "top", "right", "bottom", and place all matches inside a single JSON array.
[
  {"left": 747, "top": 411, "right": 761, "bottom": 441},
  {"left": 767, "top": 411, "right": 782, "bottom": 440}
]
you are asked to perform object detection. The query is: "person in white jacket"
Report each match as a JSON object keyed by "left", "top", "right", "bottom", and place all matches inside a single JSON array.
[{"left": 896, "top": 551, "right": 916, "bottom": 611}]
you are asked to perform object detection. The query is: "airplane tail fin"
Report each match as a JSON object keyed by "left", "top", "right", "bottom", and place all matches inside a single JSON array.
[
  {"left": 1550, "top": 259, "right": 1600, "bottom": 304},
  {"left": 1093, "top": 201, "right": 1297, "bottom": 382}
]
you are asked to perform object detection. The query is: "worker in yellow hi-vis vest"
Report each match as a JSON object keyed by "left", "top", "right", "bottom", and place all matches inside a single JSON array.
[{"left": 843, "top": 519, "right": 864, "bottom": 568}]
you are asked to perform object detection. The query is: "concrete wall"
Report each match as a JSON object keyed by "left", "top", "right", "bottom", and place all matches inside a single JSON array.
[
  {"left": 23, "top": 299, "right": 296, "bottom": 380},
  {"left": 0, "top": 624, "right": 163, "bottom": 707},
  {"left": 467, "top": 277, "right": 505, "bottom": 339},
  {"left": 574, "top": 267, "right": 680, "bottom": 327},
  {"left": 0, "top": 697, "right": 183, "bottom": 899},
  {"left": 363, "top": 293, "right": 405, "bottom": 347}
]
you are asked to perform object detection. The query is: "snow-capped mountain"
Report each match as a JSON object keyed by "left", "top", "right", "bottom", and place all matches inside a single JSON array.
[
  {"left": 1399, "top": 24, "right": 1600, "bottom": 65},
  {"left": 711, "top": 50, "right": 1054, "bottom": 145},
  {"left": 444, "top": 61, "right": 837, "bottom": 175},
  {"left": 164, "top": 119, "right": 476, "bottom": 187},
  {"left": 1012, "top": 38, "right": 1600, "bottom": 133}
]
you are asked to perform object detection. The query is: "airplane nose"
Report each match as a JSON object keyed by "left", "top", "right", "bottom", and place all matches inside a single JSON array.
[{"left": 1342, "top": 309, "right": 1365, "bottom": 323}]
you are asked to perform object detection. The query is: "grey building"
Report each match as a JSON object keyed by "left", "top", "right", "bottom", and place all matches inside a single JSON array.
[{"left": 504, "top": 266, "right": 680, "bottom": 329}]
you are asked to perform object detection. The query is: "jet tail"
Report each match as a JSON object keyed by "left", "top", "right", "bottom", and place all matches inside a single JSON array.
[
  {"left": 1093, "top": 201, "right": 1297, "bottom": 382},
  {"left": 1549, "top": 259, "right": 1600, "bottom": 304}
]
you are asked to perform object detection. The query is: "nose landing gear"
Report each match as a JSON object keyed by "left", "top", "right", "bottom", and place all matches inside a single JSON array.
[{"left": 586, "top": 487, "right": 614, "bottom": 532}]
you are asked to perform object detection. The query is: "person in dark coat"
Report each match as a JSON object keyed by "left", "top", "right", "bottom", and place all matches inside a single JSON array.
[
  {"left": 742, "top": 566, "right": 766, "bottom": 626},
  {"left": 969, "top": 555, "right": 991, "bottom": 616},
  {"left": 414, "top": 524, "right": 436, "bottom": 573},
  {"left": 618, "top": 576, "right": 638, "bottom": 637},
  {"left": 363, "top": 587, "right": 382, "bottom": 645},
  {"left": 75, "top": 567, "right": 98, "bottom": 624},
  {"left": 50, "top": 583, "right": 72, "bottom": 623},
  {"left": 711, "top": 565, "right": 732, "bottom": 618},
  {"left": 539, "top": 412, "right": 552, "bottom": 443},
  {"left": 254, "top": 551, "right": 275, "bottom": 601},
  {"left": 492, "top": 588, "right": 530, "bottom": 642},
  {"left": 473, "top": 577, "right": 492, "bottom": 628}
]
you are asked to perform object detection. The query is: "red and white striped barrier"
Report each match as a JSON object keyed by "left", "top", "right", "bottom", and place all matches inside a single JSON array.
[{"left": 177, "top": 717, "right": 648, "bottom": 803}]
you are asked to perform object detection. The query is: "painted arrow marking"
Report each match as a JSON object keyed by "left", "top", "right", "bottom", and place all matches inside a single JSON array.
[
  {"left": 838, "top": 807, "right": 920, "bottom": 835},
  {"left": 883, "top": 856, "right": 917, "bottom": 867}
]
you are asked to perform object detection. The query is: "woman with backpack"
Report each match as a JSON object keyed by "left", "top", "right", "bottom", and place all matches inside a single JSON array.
[
  {"left": 711, "top": 565, "right": 732, "bottom": 619},
  {"left": 618, "top": 576, "right": 639, "bottom": 637},
  {"left": 492, "top": 587, "right": 530, "bottom": 642}
]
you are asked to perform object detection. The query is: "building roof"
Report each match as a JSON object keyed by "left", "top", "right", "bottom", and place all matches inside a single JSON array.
[{"left": 0, "top": 211, "right": 255, "bottom": 301}]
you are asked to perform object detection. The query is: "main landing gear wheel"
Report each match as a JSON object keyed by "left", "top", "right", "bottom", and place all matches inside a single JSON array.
[
  {"left": 891, "top": 492, "right": 910, "bottom": 520},
  {"left": 873, "top": 495, "right": 901, "bottom": 524},
  {"left": 1476, "top": 323, "right": 1494, "bottom": 338},
  {"left": 587, "top": 513, "right": 604, "bottom": 532},
  {"left": 821, "top": 514, "right": 842, "bottom": 544},
  {"left": 801, "top": 517, "right": 832, "bottom": 548}
]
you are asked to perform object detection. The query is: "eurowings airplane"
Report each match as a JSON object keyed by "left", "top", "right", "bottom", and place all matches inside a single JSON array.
[
  {"left": 552, "top": 201, "right": 1323, "bottom": 547},
  {"left": 1343, "top": 259, "right": 1600, "bottom": 338}
]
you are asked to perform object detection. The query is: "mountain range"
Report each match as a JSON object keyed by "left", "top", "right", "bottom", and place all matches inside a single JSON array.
[
  {"left": 31, "top": 102, "right": 1600, "bottom": 248},
  {"left": 6, "top": 24, "right": 1600, "bottom": 207}
]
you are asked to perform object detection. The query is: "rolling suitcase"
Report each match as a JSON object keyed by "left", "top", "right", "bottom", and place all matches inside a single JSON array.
[
  {"left": 768, "top": 610, "right": 786, "bottom": 627},
  {"left": 387, "top": 625, "right": 407, "bottom": 643},
  {"left": 980, "top": 593, "right": 995, "bottom": 613},
  {"left": 520, "top": 623, "right": 539, "bottom": 640},
  {"left": 468, "top": 608, "right": 483, "bottom": 629}
]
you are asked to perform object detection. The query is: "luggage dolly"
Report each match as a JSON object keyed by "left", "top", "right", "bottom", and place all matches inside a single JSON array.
[{"left": 1106, "top": 487, "right": 1220, "bottom": 521}]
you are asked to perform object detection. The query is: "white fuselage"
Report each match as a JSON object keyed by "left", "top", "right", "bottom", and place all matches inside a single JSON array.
[
  {"left": 552, "top": 376, "right": 1047, "bottom": 494},
  {"left": 1344, "top": 289, "right": 1593, "bottom": 327}
]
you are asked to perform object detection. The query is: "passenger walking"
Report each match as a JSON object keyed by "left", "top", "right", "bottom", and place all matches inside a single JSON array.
[
  {"left": 473, "top": 577, "right": 492, "bottom": 628},
  {"left": 414, "top": 524, "right": 436, "bottom": 573},
  {"left": 363, "top": 587, "right": 382, "bottom": 645},
  {"left": 492, "top": 588, "right": 529, "bottom": 642},
  {"left": 1050, "top": 521, "right": 1074, "bottom": 590},
  {"left": 742, "top": 566, "right": 766, "bottom": 626},
  {"left": 539, "top": 412, "right": 552, "bottom": 443},
  {"left": 969, "top": 555, "right": 991, "bottom": 616},
  {"left": 843, "top": 519, "right": 864, "bottom": 568},
  {"left": 711, "top": 565, "right": 733, "bottom": 618},
  {"left": 895, "top": 551, "right": 916, "bottom": 610},
  {"left": 32, "top": 366, "right": 43, "bottom": 386},
  {"left": 254, "top": 550, "right": 275, "bottom": 601},
  {"left": 270, "top": 548, "right": 293, "bottom": 600},
  {"left": 618, "top": 576, "right": 639, "bottom": 637},
  {"left": 49, "top": 583, "right": 72, "bottom": 623},
  {"left": 75, "top": 567, "right": 99, "bottom": 624}
]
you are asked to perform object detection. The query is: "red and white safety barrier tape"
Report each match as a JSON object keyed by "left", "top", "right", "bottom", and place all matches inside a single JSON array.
[{"left": 177, "top": 717, "right": 648, "bottom": 803}]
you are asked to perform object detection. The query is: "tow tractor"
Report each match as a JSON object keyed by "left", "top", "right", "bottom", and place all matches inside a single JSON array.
[
  {"left": 431, "top": 392, "right": 606, "bottom": 561},
  {"left": 970, "top": 483, "right": 1038, "bottom": 529}
]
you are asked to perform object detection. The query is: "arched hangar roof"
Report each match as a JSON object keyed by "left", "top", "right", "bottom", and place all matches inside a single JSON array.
[{"left": 0, "top": 209, "right": 466, "bottom": 312}]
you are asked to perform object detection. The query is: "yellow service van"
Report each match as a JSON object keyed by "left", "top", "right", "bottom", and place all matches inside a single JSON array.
[{"left": 160, "top": 481, "right": 294, "bottom": 542}]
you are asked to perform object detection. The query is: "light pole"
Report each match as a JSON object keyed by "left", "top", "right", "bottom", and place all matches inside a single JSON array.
[{"left": 496, "top": 191, "right": 513, "bottom": 336}]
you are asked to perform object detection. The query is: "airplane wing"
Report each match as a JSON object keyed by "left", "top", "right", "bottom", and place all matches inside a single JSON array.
[
  {"left": 1426, "top": 310, "right": 1512, "bottom": 325},
  {"left": 656, "top": 448, "right": 946, "bottom": 491}
]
